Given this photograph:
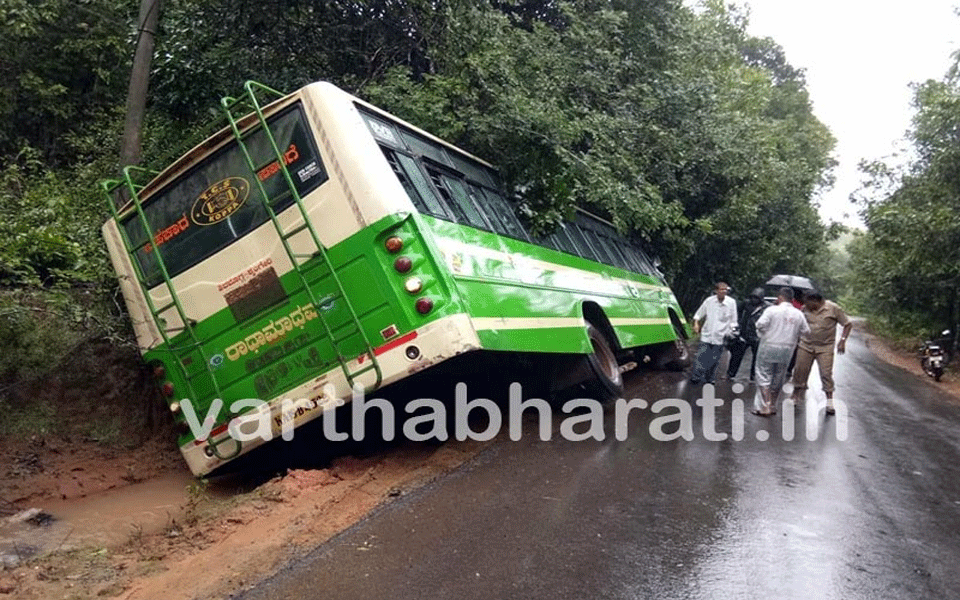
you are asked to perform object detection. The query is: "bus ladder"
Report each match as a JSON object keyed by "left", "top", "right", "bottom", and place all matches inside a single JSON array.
[
  {"left": 220, "top": 80, "right": 383, "bottom": 393},
  {"left": 101, "top": 169, "right": 240, "bottom": 460}
]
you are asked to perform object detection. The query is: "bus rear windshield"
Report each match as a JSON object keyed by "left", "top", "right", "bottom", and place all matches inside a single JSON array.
[{"left": 122, "top": 104, "right": 327, "bottom": 287}]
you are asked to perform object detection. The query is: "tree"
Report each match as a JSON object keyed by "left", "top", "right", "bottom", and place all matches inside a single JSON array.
[
  {"left": 643, "top": 2, "right": 835, "bottom": 308},
  {"left": 0, "top": 0, "right": 132, "bottom": 168},
  {"left": 849, "top": 56, "right": 960, "bottom": 336},
  {"left": 120, "top": 0, "right": 162, "bottom": 167}
]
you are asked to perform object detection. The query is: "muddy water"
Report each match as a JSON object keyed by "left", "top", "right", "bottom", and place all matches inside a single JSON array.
[{"left": 1, "top": 470, "right": 199, "bottom": 565}]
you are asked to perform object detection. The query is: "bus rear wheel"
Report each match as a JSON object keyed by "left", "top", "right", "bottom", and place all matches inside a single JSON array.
[
  {"left": 584, "top": 323, "right": 624, "bottom": 401},
  {"left": 659, "top": 321, "right": 692, "bottom": 371}
]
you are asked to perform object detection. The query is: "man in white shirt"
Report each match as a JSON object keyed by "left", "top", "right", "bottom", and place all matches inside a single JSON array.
[
  {"left": 752, "top": 287, "right": 810, "bottom": 416},
  {"left": 689, "top": 282, "right": 737, "bottom": 385}
]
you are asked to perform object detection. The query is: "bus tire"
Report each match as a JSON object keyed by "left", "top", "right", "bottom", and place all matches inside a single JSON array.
[
  {"left": 659, "top": 322, "right": 692, "bottom": 371},
  {"left": 584, "top": 323, "right": 624, "bottom": 401}
]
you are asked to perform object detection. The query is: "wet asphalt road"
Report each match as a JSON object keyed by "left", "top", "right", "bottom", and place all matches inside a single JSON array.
[{"left": 238, "top": 327, "right": 960, "bottom": 599}]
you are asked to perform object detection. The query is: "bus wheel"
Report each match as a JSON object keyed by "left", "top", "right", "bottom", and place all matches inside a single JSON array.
[
  {"left": 659, "top": 322, "right": 692, "bottom": 371},
  {"left": 585, "top": 323, "right": 624, "bottom": 401}
]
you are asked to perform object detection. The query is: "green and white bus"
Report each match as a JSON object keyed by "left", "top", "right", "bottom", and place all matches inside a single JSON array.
[{"left": 101, "top": 81, "right": 690, "bottom": 476}]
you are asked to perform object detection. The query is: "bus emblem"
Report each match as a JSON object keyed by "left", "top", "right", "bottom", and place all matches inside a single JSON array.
[{"left": 191, "top": 177, "right": 250, "bottom": 225}]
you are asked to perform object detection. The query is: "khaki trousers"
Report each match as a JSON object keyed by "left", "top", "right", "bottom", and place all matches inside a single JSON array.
[{"left": 792, "top": 344, "right": 836, "bottom": 394}]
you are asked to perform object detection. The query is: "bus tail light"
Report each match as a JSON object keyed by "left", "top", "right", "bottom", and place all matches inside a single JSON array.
[
  {"left": 394, "top": 256, "right": 413, "bottom": 273},
  {"left": 415, "top": 297, "right": 434, "bottom": 314},
  {"left": 161, "top": 381, "right": 175, "bottom": 397},
  {"left": 385, "top": 236, "right": 404, "bottom": 253}
]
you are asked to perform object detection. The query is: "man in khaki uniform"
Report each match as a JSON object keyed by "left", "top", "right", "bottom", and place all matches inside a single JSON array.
[{"left": 790, "top": 291, "right": 852, "bottom": 415}]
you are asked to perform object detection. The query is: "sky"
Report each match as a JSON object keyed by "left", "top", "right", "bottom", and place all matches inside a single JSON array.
[{"left": 741, "top": 0, "right": 959, "bottom": 227}]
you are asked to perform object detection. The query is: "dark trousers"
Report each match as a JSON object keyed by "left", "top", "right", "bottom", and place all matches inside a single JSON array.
[
  {"left": 727, "top": 339, "right": 759, "bottom": 380},
  {"left": 690, "top": 342, "right": 724, "bottom": 384}
]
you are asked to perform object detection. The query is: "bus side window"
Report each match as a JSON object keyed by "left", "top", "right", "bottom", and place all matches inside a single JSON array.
[
  {"left": 626, "top": 244, "right": 655, "bottom": 275},
  {"left": 450, "top": 154, "right": 498, "bottom": 189},
  {"left": 427, "top": 169, "right": 489, "bottom": 230},
  {"left": 536, "top": 232, "right": 562, "bottom": 252},
  {"left": 444, "top": 176, "right": 494, "bottom": 230},
  {"left": 464, "top": 181, "right": 511, "bottom": 236},
  {"left": 636, "top": 246, "right": 661, "bottom": 277},
  {"left": 590, "top": 223, "right": 632, "bottom": 271},
  {"left": 477, "top": 187, "right": 530, "bottom": 241},
  {"left": 602, "top": 234, "right": 633, "bottom": 271},
  {"left": 565, "top": 223, "right": 601, "bottom": 262},
  {"left": 579, "top": 228, "right": 609, "bottom": 266},
  {"left": 391, "top": 154, "right": 450, "bottom": 219},
  {"left": 401, "top": 130, "right": 453, "bottom": 169},
  {"left": 470, "top": 186, "right": 510, "bottom": 236},
  {"left": 620, "top": 244, "right": 647, "bottom": 274},
  {"left": 552, "top": 226, "right": 579, "bottom": 255},
  {"left": 383, "top": 148, "right": 430, "bottom": 213}
]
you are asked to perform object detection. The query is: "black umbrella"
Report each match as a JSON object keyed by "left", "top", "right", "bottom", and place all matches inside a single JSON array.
[{"left": 765, "top": 274, "right": 816, "bottom": 291}]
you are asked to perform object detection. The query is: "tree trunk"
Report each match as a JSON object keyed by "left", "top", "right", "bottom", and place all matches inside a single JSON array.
[{"left": 120, "top": 0, "right": 162, "bottom": 168}]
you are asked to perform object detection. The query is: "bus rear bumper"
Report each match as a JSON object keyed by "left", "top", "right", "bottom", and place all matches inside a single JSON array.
[{"left": 180, "top": 313, "right": 481, "bottom": 476}]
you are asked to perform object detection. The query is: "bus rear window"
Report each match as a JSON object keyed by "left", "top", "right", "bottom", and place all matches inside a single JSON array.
[{"left": 123, "top": 105, "right": 326, "bottom": 287}]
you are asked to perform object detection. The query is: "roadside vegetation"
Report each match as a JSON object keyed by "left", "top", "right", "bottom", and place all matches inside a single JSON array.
[
  {"left": 847, "top": 58, "right": 960, "bottom": 346},
  {"left": 5, "top": 0, "right": 955, "bottom": 437}
]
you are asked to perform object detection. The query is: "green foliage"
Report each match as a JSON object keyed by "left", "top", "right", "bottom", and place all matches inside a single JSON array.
[
  {"left": 635, "top": 2, "right": 835, "bottom": 307},
  {"left": 849, "top": 58, "right": 960, "bottom": 339},
  {"left": 0, "top": 285, "right": 148, "bottom": 445},
  {"left": 0, "top": 0, "right": 133, "bottom": 168},
  {"left": 357, "top": 1, "right": 835, "bottom": 310},
  {"left": 813, "top": 226, "right": 858, "bottom": 303},
  {"left": 0, "top": 153, "right": 116, "bottom": 286},
  {"left": 153, "top": 0, "right": 458, "bottom": 118},
  {"left": 0, "top": 287, "right": 132, "bottom": 388},
  {"left": 0, "top": 397, "right": 57, "bottom": 438},
  {"left": 0, "top": 290, "right": 81, "bottom": 391}
]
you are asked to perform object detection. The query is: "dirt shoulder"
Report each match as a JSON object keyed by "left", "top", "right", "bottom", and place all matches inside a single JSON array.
[{"left": 0, "top": 435, "right": 488, "bottom": 600}]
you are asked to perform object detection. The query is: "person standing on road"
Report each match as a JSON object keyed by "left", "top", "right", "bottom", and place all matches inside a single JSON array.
[
  {"left": 786, "top": 288, "right": 806, "bottom": 377},
  {"left": 752, "top": 287, "right": 810, "bottom": 417},
  {"left": 689, "top": 282, "right": 737, "bottom": 385},
  {"left": 726, "top": 288, "right": 770, "bottom": 381},
  {"left": 789, "top": 291, "right": 853, "bottom": 415}
]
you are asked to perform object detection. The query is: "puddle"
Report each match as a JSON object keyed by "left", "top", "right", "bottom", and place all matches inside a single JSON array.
[{"left": 0, "top": 470, "right": 199, "bottom": 565}]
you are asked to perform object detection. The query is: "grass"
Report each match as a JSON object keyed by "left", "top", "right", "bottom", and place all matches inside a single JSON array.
[{"left": 0, "top": 398, "right": 58, "bottom": 438}]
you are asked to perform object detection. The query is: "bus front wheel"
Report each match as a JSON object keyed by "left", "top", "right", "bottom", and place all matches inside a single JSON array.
[{"left": 584, "top": 323, "right": 624, "bottom": 401}]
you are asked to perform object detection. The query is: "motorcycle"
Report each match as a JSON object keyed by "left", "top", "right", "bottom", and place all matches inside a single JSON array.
[
  {"left": 920, "top": 338, "right": 947, "bottom": 381},
  {"left": 932, "top": 329, "right": 955, "bottom": 365}
]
